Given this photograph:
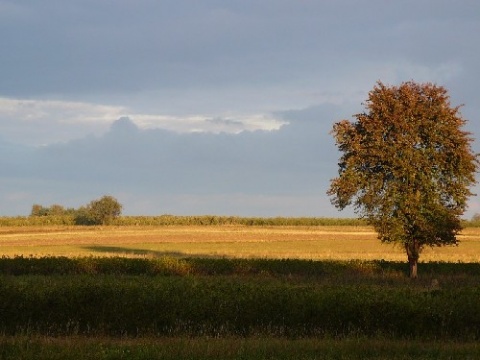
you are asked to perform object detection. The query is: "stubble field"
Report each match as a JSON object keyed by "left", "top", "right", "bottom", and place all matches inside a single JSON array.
[{"left": 1, "top": 225, "right": 480, "bottom": 262}]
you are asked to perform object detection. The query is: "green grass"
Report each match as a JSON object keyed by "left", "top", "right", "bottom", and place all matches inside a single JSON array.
[
  {"left": 1, "top": 258, "right": 480, "bottom": 358},
  {"left": 1, "top": 257, "right": 480, "bottom": 340},
  {"left": 1, "top": 336, "right": 480, "bottom": 360}
]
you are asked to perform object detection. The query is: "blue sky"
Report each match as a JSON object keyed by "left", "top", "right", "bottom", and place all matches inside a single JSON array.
[{"left": 1, "top": 0, "right": 479, "bottom": 217}]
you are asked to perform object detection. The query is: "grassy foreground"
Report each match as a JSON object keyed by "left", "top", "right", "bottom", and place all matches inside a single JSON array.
[
  {"left": 1, "top": 224, "right": 480, "bottom": 359},
  {"left": 2, "top": 257, "right": 480, "bottom": 336},
  {"left": 1, "top": 336, "right": 480, "bottom": 360}
]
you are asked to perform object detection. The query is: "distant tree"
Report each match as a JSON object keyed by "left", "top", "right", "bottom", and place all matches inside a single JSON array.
[
  {"left": 48, "top": 204, "right": 66, "bottom": 216},
  {"left": 30, "top": 204, "right": 66, "bottom": 216},
  {"left": 73, "top": 206, "right": 95, "bottom": 225},
  {"left": 472, "top": 213, "right": 480, "bottom": 222},
  {"left": 84, "top": 195, "right": 123, "bottom": 225},
  {"left": 30, "top": 204, "right": 47, "bottom": 216},
  {"left": 328, "top": 81, "right": 478, "bottom": 278}
]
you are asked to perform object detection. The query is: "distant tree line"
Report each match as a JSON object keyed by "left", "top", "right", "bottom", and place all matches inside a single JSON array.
[
  {"left": 472, "top": 213, "right": 480, "bottom": 223},
  {"left": 1, "top": 212, "right": 480, "bottom": 227},
  {"left": 30, "top": 195, "right": 122, "bottom": 226}
]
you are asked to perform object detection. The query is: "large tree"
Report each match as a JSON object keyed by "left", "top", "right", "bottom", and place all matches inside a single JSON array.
[{"left": 328, "top": 81, "right": 478, "bottom": 278}]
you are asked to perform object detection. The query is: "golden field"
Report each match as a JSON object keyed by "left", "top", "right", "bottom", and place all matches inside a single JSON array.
[{"left": 1, "top": 225, "right": 480, "bottom": 262}]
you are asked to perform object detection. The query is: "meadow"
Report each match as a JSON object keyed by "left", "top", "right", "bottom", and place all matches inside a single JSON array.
[{"left": 1, "top": 218, "right": 480, "bottom": 359}]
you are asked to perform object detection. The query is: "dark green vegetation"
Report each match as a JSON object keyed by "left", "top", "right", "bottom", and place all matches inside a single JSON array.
[
  {"left": 329, "top": 81, "right": 479, "bottom": 278},
  {"left": 2, "top": 257, "right": 480, "bottom": 358},
  {"left": 1, "top": 336, "right": 480, "bottom": 360},
  {"left": 30, "top": 195, "right": 122, "bottom": 225},
  {"left": 1, "top": 256, "right": 480, "bottom": 339}
]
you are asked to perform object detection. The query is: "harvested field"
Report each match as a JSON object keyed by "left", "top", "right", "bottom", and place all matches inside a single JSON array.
[{"left": 1, "top": 225, "right": 480, "bottom": 262}]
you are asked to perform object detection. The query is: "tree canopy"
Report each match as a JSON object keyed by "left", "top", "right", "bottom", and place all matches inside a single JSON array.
[
  {"left": 30, "top": 195, "right": 122, "bottom": 226},
  {"left": 328, "top": 81, "right": 478, "bottom": 278},
  {"left": 85, "top": 195, "right": 123, "bottom": 225}
]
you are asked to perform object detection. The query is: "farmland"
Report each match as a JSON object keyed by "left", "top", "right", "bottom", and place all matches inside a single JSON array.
[
  {"left": 1, "top": 219, "right": 480, "bottom": 359},
  {"left": 2, "top": 224, "right": 480, "bottom": 262}
]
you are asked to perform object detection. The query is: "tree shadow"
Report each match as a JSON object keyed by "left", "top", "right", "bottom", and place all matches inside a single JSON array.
[{"left": 83, "top": 246, "right": 186, "bottom": 258}]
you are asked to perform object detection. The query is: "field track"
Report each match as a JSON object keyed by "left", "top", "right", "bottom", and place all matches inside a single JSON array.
[{"left": 1, "top": 225, "right": 480, "bottom": 262}]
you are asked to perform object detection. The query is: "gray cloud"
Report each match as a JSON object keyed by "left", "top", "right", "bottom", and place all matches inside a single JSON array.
[
  {"left": 2, "top": 102, "right": 478, "bottom": 217},
  {"left": 1, "top": 108, "right": 341, "bottom": 216},
  {"left": 2, "top": 1, "right": 479, "bottom": 105}
]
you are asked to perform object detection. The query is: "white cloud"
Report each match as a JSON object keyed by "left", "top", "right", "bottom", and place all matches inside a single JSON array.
[
  {"left": 135, "top": 113, "right": 286, "bottom": 134},
  {"left": 0, "top": 97, "right": 124, "bottom": 145},
  {"left": 0, "top": 96, "right": 286, "bottom": 145},
  {"left": 0, "top": 97, "right": 124, "bottom": 124}
]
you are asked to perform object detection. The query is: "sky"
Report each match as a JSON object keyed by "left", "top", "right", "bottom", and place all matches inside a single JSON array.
[{"left": 1, "top": 0, "right": 479, "bottom": 218}]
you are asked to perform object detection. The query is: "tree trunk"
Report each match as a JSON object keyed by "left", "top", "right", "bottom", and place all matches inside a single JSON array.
[
  {"left": 408, "top": 257, "right": 418, "bottom": 279},
  {"left": 405, "top": 240, "right": 420, "bottom": 279}
]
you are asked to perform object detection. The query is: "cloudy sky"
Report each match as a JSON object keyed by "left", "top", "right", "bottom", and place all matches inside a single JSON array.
[{"left": 1, "top": 0, "right": 479, "bottom": 217}]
